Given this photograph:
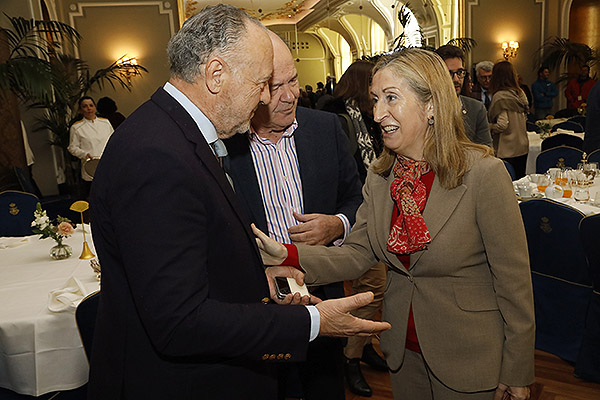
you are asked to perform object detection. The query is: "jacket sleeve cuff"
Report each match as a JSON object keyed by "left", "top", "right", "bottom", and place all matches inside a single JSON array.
[{"left": 282, "top": 243, "right": 300, "bottom": 269}]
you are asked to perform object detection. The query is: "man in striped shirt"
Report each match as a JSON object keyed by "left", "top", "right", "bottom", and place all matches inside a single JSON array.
[{"left": 225, "top": 31, "right": 363, "bottom": 399}]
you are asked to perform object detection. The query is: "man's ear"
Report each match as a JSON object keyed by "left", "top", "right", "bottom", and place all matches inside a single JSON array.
[{"left": 205, "top": 57, "right": 226, "bottom": 94}]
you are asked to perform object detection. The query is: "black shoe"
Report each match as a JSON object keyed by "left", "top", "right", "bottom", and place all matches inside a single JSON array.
[
  {"left": 361, "top": 343, "right": 388, "bottom": 372},
  {"left": 345, "top": 358, "right": 372, "bottom": 397}
]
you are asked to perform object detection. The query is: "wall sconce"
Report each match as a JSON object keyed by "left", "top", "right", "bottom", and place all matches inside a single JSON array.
[
  {"left": 502, "top": 41, "right": 519, "bottom": 60},
  {"left": 115, "top": 55, "right": 140, "bottom": 80}
]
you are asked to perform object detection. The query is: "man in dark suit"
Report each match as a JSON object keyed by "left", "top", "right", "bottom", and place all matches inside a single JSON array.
[
  {"left": 225, "top": 31, "right": 363, "bottom": 399},
  {"left": 88, "top": 5, "right": 389, "bottom": 399},
  {"left": 435, "top": 45, "right": 492, "bottom": 147},
  {"left": 470, "top": 60, "right": 494, "bottom": 110}
]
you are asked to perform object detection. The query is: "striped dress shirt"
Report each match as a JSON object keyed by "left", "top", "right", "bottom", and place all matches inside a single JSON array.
[{"left": 249, "top": 120, "right": 350, "bottom": 245}]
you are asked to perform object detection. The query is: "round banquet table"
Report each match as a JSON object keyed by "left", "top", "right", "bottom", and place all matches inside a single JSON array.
[{"left": 0, "top": 226, "right": 99, "bottom": 396}]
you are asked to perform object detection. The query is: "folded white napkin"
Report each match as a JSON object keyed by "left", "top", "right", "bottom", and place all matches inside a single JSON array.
[
  {"left": 48, "top": 277, "right": 89, "bottom": 312},
  {"left": 558, "top": 198, "right": 600, "bottom": 216},
  {"left": 0, "top": 237, "right": 30, "bottom": 249}
]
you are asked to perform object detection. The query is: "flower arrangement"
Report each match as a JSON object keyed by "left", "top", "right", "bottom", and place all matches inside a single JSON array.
[
  {"left": 535, "top": 120, "right": 552, "bottom": 139},
  {"left": 31, "top": 203, "right": 76, "bottom": 259}
]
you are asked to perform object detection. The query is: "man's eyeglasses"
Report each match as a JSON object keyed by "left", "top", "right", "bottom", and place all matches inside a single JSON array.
[{"left": 449, "top": 69, "right": 467, "bottom": 79}]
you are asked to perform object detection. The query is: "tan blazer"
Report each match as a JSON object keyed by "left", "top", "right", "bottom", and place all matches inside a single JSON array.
[{"left": 299, "top": 151, "right": 535, "bottom": 392}]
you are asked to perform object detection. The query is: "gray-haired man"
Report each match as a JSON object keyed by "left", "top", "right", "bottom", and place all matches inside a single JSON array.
[{"left": 470, "top": 60, "right": 494, "bottom": 109}]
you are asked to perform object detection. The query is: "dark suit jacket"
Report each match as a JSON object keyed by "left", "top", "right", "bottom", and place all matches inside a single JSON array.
[
  {"left": 89, "top": 87, "right": 311, "bottom": 399},
  {"left": 224, "top": 106, "right": 363, "bottom": 300},
  {"left": 460, "top": 95, "right": 492, "bottom": 147}
]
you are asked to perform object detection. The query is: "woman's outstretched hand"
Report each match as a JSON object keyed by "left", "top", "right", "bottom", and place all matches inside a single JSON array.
[{"left": 252, "top": 224, "right": 288, "bottom": 266}]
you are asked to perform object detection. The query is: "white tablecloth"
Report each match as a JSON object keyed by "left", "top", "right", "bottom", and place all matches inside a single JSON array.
[
  {"left": 0, "top": 227, "right": 99, "bottom": 396},
  {"left": 515, "top": 177, "right": 600, "bottom": 216},
  {"left": 525, "top": 130, "right": 586, "bottom": 175}
]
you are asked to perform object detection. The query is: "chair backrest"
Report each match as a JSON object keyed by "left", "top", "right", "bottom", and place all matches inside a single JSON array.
[
  {"left": 520, "top": 199, "right": 590, "bottom": 284},
  {"left": 76, "top": 291, "right": 100, "bottom": 361},
  {"left": 587, "top": 149, "right": 600, "bottom": 164},
  {"left": 541, "top": 134, "right": 584, "bottom": 151},
  {"left": 0, "top": 190, "right": 39, "bottom": 236},
  {"left": 580, "top": 214, "right": 600, "bottom": 290},
  {"left": 526, "top": 121, "right": 540, "bottom": 133},
  {"left": 519, "top": 199, "right": 592, "bottom": 362},
  {"left": 569, "top": 115, "right": 586, "bottom": 127},
  {"left": 551, "top": 120, "right": 584, "bottom": 133},
  {"left": 575, "top": 214, "right": 600, "bottom": 383},
  {"left": 503, "top": 160, "right": 516, "bottom": 180},
  {"left": 535, "top": 146, "right": 584, "bottom": 173}
]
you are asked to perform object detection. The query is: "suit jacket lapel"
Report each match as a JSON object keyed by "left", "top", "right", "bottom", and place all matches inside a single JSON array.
[
  {"left": 151, "top": 88, "right": 261, "bottom": 259},
  {"left": 293, "top": 115, "right": 315, "bottom": 212},
  {"left": 409, "top": 175, "right": 466, "bottom": 268},
  {"left": 224, "top": 134, "right": 268, "bottom": 232}
]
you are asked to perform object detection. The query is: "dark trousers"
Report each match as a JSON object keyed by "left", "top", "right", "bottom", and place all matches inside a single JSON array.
[
  {"left": 502, "top": 154, "right": 528, "bottom": 179},
  {"left": 278, "top": 336, "right": 345, "bottom": 400}
]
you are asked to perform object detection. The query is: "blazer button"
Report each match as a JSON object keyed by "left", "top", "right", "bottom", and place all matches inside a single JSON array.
[
  {"left": 261, "top": 297, "right": 270, "bottom": 304},
  {"left": 262, "top": 354, "right": 269, "bottom": 360},
  {"left": 269, "top": 354, "right": 276, "bottom": 360},
  {"left": 277, "top": 353, "right": 284, "bottom": 360},
  {"left": 407, "top": 275, "right": 414, "bottom": 282},
  {"left": 284, "top": 353, "right": 292, "bottom": 360}
]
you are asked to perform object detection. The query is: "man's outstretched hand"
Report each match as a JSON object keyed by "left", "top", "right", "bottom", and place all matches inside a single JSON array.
[{"left": 317, "top": 292, "right": 391, "bottom": 337}]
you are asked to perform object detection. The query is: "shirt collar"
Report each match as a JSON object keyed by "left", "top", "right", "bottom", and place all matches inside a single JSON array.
[
  {"left": 250, "top": 119, "right": 299, "bottom": 144},
  {"left": 163, "top": 82, "right": 219, "bottom": 145}
]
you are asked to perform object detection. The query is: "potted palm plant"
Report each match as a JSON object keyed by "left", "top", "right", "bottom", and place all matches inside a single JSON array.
[{"left": 0, "top": 14, "right": 147, "bottom": 195}]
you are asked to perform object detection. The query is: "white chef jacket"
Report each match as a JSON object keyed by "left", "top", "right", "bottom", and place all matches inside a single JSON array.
[{"left": 68, "top": 117, "right": 114, "bottom": 181}]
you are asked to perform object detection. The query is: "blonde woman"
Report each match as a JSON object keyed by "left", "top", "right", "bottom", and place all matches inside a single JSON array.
[{"left": 255, "top": 48, "right": 534, "bottom": 400}]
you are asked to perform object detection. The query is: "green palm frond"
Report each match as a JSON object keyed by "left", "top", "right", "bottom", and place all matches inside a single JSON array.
[
  {"left": 536, "top": 37, "right": 597, "bottom": 71},
  {"left": 446, "top": 38, "right": 478, "bottom": 53},
  {"left": 0, "top": 57, "right": 54, "bottom": 102},
  {"left": 1, "top": 13, "right": 80, "bottom": 58}
]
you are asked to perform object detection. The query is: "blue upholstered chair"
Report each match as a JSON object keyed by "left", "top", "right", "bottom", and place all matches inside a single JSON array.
[
  {"left": 541, "top": 134, "right": 584, "bottom": 151},
  {"left": 569, "top": 115, "right": 586, "bottom": 127},
  {"left": 76, "top": 291, "right": 100, "bottom": 362},
  {"left": 587, "top": 149, "right": 600, "bottom": 164},
  {"left": 535, "top": 146, "right": 584, "bottom": 173},
  {"left": 520, "top": 199, "right": 592, "bottom": 362},
  {"left": 503, "top": 160, "right": 516, "bottom": 181},
  {"left": 575, "top": 214, "right": 600, "bottom": 382},
  {"left": 0, "top": 190, "right": 39, "bottom": 237},
  {"left": 551, "top": 120, "right": 584, "bottom": 133},
  {"left": 526, "top": 121, "right": 540, "bottom": 133}
]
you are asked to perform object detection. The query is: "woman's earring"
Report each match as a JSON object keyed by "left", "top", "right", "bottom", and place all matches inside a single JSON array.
[{"left": 427, "top": 115, "right": 434, "bottom": 125}]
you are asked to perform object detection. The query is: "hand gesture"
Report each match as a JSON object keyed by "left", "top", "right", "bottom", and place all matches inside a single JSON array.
[
  {"left": 289, "top": 212, "right": 344, "bottom": 246},
  {"left": 494, "top": 383, "right": 530, "bottom": 400},
  {"left": 317, "top": 292, "right": 391, "bottom": 337},
  {"left": 252, "top": 224, "right": 287, "bottom": 266},
  {"left": 264, "top": 266, "right": 318, "bottom": 305}
]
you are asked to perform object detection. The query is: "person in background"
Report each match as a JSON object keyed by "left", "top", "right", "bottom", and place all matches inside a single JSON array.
[
  {"left": 67, "top": 96, "right": 113, "bottom": 198},
  {"left": 305, "top": 84, "right": 317, "bottom": 108},
  {"left": 460, "top": 71, "right": 473, "bottom": 97},
  {"left": 583, "top": 81, "right": 600, "bottom": 154},
  {"left": 435, "top": 45, "right": 492, "bottom": 147},
  {"left": 255, "top": 48, "right": 535, "bottom": 400},
  {"left": 87, "top": 5, "right": 389, "bottom": 399},
  {"left": 97, "top": 96, "right": 127, "bottom": 129},
  {"left": 531, "top": 66, "right": 558, "bottom": 120},
  {"left": 225, "top": 30, "right": 364, "bottom": 400},
  {"left": 322, "top": 59, "right": 388, "bottom": 397},
  {"left": 518, "top": 75, "right": 533, "bottom": 115},
  {"left": 470, "top": 60, "right": 494, "bottom": 109},
  {"left": 488, "top": 61, "right": 530, "bottom": 179},
  {"left": 565, "top": 65, "right": 596, "bottom": 112}
]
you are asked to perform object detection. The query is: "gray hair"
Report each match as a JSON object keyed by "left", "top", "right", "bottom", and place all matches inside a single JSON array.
[
  {"left": 475, "top": 60, "right": 494, "bottom": 77},
  {"left": 167, "top": 4, "right": 263, "bottom": 83}
]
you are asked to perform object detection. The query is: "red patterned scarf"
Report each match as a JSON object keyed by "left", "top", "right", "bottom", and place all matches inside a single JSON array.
[{"left": 387, "top": 156, "right": 431, "bottom": 254}]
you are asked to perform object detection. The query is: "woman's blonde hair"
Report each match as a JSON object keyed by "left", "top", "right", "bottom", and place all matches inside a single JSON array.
[{"left": 370, "top": 48, "right": 492, "bottom": 189}]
